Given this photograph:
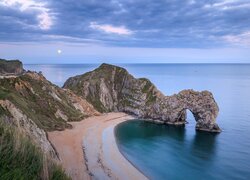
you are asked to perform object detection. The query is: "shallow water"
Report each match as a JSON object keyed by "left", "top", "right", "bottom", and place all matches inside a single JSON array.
[{"left": 25, "top": 64, "right": 250, "bottom": 179}]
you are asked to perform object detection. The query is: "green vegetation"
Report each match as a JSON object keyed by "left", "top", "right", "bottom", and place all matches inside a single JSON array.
[
  {"left": 140, "top": 78, "right": 153, "bottom": 93},
  {"left": 146, "top": 92, "right": 157, "bottom": 105},
  {"left": 64, "top": 63, "right": 158, "bottom": 112},
  {"left": 0, "top": 73, "right": 85, "bottom": 131},
  {"left": 139, "top": 78, "right": 157, "bottom": 105},
  {"left": 0, "top": 121, "right": 70, "bottom": 180},
  {"left": 0, "top": 87, "right": 9, "bottom": 99},
  {"left": 86, "top": 84, "right": 107, "bottom": 113},
  {"left": 87, "top": 98, "right": 106, "bottom": 113}
]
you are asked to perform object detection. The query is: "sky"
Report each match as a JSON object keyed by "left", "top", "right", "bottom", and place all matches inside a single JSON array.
[{"left": 0, "top": 0, "right": 250, "bottom": 64}]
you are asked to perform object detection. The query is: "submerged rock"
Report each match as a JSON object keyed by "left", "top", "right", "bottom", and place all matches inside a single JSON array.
[{"left": 64, "top": 63, "right": 221, "bottom": 132}]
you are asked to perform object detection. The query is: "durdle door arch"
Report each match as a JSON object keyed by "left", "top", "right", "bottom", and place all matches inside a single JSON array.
[{"left": 63, "top": 64, "right": 221, "bottom": 133}]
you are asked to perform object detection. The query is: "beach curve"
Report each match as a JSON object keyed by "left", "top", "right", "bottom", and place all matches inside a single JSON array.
[{"left": 48, "top": 112, "right": 147, "bottom": 180}]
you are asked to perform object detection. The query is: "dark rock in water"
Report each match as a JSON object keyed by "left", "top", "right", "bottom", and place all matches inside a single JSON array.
[
  {"left": 0, "top": 59, "right": 25, "bottom": 75},
  {"left": 64, "top": 63, "right": 221, "bottom": 132}
]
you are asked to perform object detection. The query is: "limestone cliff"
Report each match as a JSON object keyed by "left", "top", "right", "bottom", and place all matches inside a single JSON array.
[
  {"left": 0, "top": 58, "right": 24, "bottom": 75},
  {"left": 64, "top": 63, "right": 221, "bottom": 132}
]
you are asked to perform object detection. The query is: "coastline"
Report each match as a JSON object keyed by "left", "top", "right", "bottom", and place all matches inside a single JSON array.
[
  {"left": 48, "top": 112, "right": 147, "bottom": 180},
  {"left": 113, "top": 123, "right": 150, "bottom": 179}
]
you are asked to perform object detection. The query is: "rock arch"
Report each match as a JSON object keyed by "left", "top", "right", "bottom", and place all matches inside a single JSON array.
[
  {"left": 64, "top": 63, "right": 221, "bottom": 133},
  {"left": 165, "top": 90, "right": 221, "bottom": 132}
]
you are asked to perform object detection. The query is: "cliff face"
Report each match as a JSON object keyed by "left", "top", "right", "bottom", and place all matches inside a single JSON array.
[
  {"left": 64, "top": 63, "right": 164, "bottom": 113},
  {"left": 64, "top": 63, "right": 221, "bottom": 132},
  {"left": 0, "top": 59, "right": 24, "bottom": 75},
  {"left": 0, "top": 100, "right": 58, "bottom": 158},
  {"left": 0, "top": 70, "right": 100, "bottom": 159},
  {"left": 0, "top": 71, "right": 99, "bottom": 131}
]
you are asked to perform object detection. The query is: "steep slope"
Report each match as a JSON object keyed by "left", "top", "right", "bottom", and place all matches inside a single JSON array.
[
  {"left": 64, "top": 63, "right": 221, "bottom": 132},
  {"left": 0, "top": 121, "right": 70, "bottom": 180},
  {"left": 64, "top": 63, "right": 164, "bottom": 113},
  {"left": 0, "top": 70, "right": 100, "bottom": 158},
  {"left": 0, "top": 60, "right": 101, "bottom": 179},
  {"left": 0, "top": 71, "right": 99, "bottom": 131}
]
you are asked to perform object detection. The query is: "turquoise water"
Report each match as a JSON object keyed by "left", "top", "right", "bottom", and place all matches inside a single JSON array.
[{"left": 25, "top": 64, "right": 250, "bottom": 179}]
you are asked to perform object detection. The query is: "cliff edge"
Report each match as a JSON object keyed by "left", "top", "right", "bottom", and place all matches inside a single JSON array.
[{"left": 0, "top": 58, "right": 24, "bottom": 75}]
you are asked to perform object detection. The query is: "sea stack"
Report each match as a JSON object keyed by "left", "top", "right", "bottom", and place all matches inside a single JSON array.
[{"left": 64, "top": 63, "right": 221, "bottom": 132}]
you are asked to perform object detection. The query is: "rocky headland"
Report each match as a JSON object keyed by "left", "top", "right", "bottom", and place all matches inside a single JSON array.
[
  {"left": 64, "top": 63, "right": 221, "bottom": 132},
  {"left": 0, "top": 58, "right": 25, "bottom": 76}
]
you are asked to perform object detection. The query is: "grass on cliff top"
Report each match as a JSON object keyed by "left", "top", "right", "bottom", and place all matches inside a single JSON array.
[
  {"left": 0, "top": 121, "right": 70, "bottom": 180},
  {"left": 0, "top": 74, "right": 86, "bottom": 131}
]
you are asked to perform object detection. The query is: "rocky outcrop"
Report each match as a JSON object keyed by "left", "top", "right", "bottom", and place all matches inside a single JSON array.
[
  {"left": 0, "top": 71, "right": 100, "bottom": 131},
  {"left": 64, "top": 63, "right": 221, "bottom": 132},
  {"left": 63, "top": 89, "right": 100, "bottom": 117},
  {"left": 0, "top": 59, "right": 24, "bottom": 75},
  {"left": 0, "top": 69, "right": 100, "bottom": 160},
  {"left": 147, "top": 90, "right": 220, "bottom": 132}
]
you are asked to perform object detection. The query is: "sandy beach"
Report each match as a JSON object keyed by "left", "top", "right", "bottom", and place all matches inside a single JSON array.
[{"left": 48, "top": 112, "right": 147, "bottom": 180}]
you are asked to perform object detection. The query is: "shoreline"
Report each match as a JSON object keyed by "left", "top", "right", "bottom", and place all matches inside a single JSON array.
[
  {"left": 48, "top": 112, "right": 147, "bottom": 180},
  {"left": 113, "top": 123, "right": 150, "bottom": 179},
  {"left": 101, "top": 124, "right": 147, "bottom": 180}
]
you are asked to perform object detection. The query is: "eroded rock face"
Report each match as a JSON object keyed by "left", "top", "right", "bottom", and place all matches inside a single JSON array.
[
  {"left": 64, "top": 63, "right": 221, "bottom": 132},
  {"left": 150, "top": 90, "right": 220, "bottom": 132},
  {"left": 0, "top": 70, "right": 100, "bottom": 158},
  {"left": 0, "top": 59, "right": 24, "bottom": 75},
  {"left": 0, "top": 71, "right": 100, "bottom": 131},
  {"left": 0, "top": 71, "right": 101, "bottom": 147},
  {"left": 0, "top": 100, "right": 58, "bottom": 159}
]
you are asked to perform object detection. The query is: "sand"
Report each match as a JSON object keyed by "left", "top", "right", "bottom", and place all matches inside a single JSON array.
[{"left": 48, "top": 112, "right": 147, "bottom": 180}]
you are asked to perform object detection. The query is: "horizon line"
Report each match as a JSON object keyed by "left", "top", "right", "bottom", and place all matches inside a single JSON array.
[{"left": 24, "top": 62, "right": 250, "bottom": 65}]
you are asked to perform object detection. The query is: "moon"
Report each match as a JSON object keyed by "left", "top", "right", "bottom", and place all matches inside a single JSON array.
[{"left": 57, "top": 49, "right": 62, "bottom": 54}]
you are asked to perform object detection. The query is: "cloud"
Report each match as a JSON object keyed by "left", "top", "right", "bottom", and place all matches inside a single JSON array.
[
  {"left": 89, "top": 22, "right": 133, "bottom": 35},
  {"left": 188, "top": 0, "right": 196, "bottom": 5},
  {"left": 0, "top": 0, "right": 250, "bottom": 48},
  {"left": 111, "top": 0, "right": 127, "bottom": 14},
  {"left": 0, "top": 0, "right": 53, "bottom": 30},
  {"left": 204, "top": 0, "right": 250, "bottom": 10},
  {"left": 223, "top": 31, "right": 250, "bottom": 47}
]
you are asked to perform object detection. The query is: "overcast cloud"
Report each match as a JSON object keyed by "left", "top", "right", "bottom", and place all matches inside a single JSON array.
[{"left": 0, "top": 0, "right": 250, "bottom": 63}]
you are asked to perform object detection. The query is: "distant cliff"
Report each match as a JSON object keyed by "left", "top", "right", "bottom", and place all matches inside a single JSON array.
[
  {"left": 0, "top": 59, "right": 24, "bottom": 75},
  {"left": 64, "top": 63, "right": 221, "bottom": 132}
]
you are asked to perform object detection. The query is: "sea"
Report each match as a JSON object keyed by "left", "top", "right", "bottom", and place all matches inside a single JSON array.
[{"left": 24, "top": 64, "right": 250, "bottom": 180}]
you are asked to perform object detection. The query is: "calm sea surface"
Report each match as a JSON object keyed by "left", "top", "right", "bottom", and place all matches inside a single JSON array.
[{"left": 25, "top": 64, "right": 250, "bottom": 180}]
